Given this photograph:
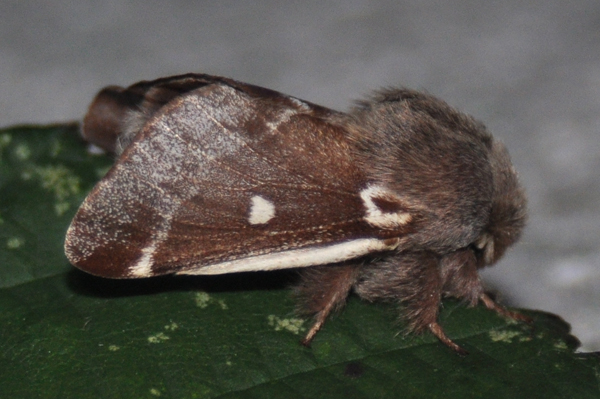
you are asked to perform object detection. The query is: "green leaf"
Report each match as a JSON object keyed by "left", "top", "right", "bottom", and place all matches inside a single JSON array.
[
  {"left": 1, "top": 125, "right": 599, "bottom": 399},
  {"left": 0, "top": 124, "right": 112, "bottom": 288}
]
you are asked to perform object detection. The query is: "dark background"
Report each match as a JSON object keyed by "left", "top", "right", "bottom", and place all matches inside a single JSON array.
[{"left": 1, "top": 1, "right": 598, "bottom": 350}]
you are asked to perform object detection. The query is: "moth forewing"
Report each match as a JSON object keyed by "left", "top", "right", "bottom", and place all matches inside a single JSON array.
[{"left": 65, "top": 77, "right": 409, "bottom": 279}]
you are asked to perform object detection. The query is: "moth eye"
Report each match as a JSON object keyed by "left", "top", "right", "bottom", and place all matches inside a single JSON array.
[
  {"left": 359, "top": 185, "right": 411, "bottom": 229},
  {"left": 248, "top": 195, "right": 276, "bottom": 225}
]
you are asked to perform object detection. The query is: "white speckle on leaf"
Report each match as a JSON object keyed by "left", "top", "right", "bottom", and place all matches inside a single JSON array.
[
  {"left": 24, "top": 165, "right": 81, "bottom": 216},
  {"left": 193, "top": 292, "right": 228, "bottom": 310},
  {"left": 14, "top": 143, "right": 31, "bottom": 160},
  {"left": 147, "top": 332, "right": 170, "bottom": 344},
  {"left": 554, "top": 341, "right": 568, "bottom": 350},
  {"left": 150, "top": 388, "right": 161, "bottom": 396},
  {"left": 164, "top": 322, "right": 179, "bottom": 331},
  {"left": 108, "top": 345, "right": 120, "bottom": 351},
  {"left": 194, "top": 292, "right": 211, "bottom": 308},
  {"left": 7, "top": 237, "right": 24, "bottom": 249},
  {"left": 0, "top": 133, "right": 12, "bottom": 146},
  {"left": 489, "top": 329, "right": 521, "bottom": 343},
  {"left": 267, "top": 315, "right": 305, "bottom": 335},
  {"left": 0, "top": 133, "right": 11, "bottom": 159}
]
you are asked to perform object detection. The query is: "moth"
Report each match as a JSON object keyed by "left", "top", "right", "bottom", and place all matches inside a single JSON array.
[{"left": 65, "top": 73, "right": 528, "bottom": 354}]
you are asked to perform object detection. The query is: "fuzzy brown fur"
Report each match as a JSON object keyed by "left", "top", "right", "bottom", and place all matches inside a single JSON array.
[{"left": 296, "top": 89, "right": 527, "bottom": 353}]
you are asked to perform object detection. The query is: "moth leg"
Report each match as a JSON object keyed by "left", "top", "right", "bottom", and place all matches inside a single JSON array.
[
  {"left": 480, "top": 293, "right": 533, "bottom": 323},
  {"left": 355, "top": 252, "right": 467, "bottom": 354},
  {"left": 301, "top": 304, "right": 333, "bottom": 347},
  {"left": 428, "top": 322, "right": 468, "bottom": 356},
  {"left": 294, "top": 264, "right": 360, "bottom": 346},
  {"left": 441, "top": 249, "right": 532, "bottom": 323}
]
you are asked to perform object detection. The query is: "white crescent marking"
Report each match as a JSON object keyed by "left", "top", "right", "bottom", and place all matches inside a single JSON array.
[{"left": 360, "top": 185, "right": 411, "bottom": 229}]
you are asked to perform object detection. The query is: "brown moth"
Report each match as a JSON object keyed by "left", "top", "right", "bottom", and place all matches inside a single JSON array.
[{"left": 65, "top": 73, "right": 528, "bottom": 354}]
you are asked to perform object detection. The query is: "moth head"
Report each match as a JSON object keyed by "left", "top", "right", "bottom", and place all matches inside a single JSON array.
[{"left": 474, "top": 140, "right": 527, "bottom": 267}]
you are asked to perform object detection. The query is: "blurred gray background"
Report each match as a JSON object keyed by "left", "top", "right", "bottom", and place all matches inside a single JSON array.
[{"left": 2, "top": 1, "right": 599, "bottom": 350}]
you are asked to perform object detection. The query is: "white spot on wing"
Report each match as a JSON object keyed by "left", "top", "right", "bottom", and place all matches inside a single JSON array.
[
  {"left": 288, "top": 96, "right": 312, "bottom": 111},
  {"left": 129, "top": 242, "right": 157, "bottom": 277},
  {"left": 248, "top": 195, "right": 275, "bottom": 225},
  {"left": 179, "top": 238, "right": 400, "bottom": 275},
  {"left": 266, "top": 108, "right": 297, "bottom": 132},
  {"left": 360, "top": 185, "right": 411, "bottom": 229}
]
